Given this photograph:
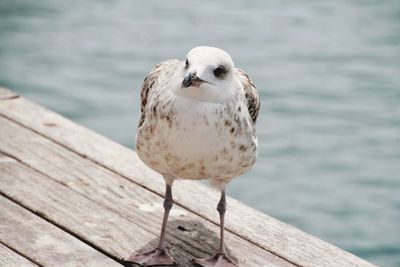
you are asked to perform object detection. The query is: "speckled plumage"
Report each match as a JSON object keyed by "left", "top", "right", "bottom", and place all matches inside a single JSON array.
[
  {"left": 128, "top": 46, "right": 261, "bottom": 266},
  {"left": 135, "top": 51, "right": 259, "bottom": 188}
]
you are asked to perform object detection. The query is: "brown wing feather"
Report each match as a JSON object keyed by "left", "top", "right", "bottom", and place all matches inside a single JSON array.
[
  {"left": 138, "top": 60, "right": 179, "bottom": 127},
  {"left": 236, "top": 68, "right": 260, "bottom": 124}
]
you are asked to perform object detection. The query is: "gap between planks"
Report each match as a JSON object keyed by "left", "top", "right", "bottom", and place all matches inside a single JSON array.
[{"left": 0, "top": 241, "right": 41, "bottom": 267}]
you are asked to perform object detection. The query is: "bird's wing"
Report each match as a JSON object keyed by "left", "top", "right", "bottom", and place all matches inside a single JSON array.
[
  {"left": 140, "top": 59, "right": 179, "bottom": 112},
  {"left": 138, "top": 59, "right": 179, "bottom": 127},
  {"left": 236, "top": 68, "right": 260, "bottom": 124}
]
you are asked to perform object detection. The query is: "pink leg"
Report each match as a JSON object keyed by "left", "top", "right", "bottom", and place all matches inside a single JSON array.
[
  {"left": 193, "top": 190, "right": 238, "bottom": 267},
  {"left": 125, "top": 184, "right": 175, "bottom": 266}
]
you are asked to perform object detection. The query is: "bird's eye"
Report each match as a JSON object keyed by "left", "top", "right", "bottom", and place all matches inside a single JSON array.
[
  {"left": 185, "top": 59, "right": 189, "bottom": 69},
  {"left": 213, "top": 65, "right": 227, "bottom": 78}
]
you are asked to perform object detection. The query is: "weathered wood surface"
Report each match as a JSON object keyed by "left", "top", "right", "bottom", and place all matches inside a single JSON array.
[
  {"left": 0, "top": 243, "right": 38, "bottom": 267},
  {"left": 0, "top": 195, "right": 120, "bottom": 267},
  {"left": 0, "top": 87, "right": 376, "bottom": 267},
  {"left": 0, "top": 119, "right": 289, "bottom": 266}
]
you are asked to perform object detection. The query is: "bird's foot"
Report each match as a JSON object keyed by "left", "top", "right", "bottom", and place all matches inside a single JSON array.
[
  {"left": 193, "top": 253, "right": 238, "bottom": 267},
  {"left": 125, "top": 247, "right": 175, "bottom": 266}
]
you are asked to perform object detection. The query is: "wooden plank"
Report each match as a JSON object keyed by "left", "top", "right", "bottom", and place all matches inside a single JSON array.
[
  {"left": 0, "top": 152, "right": 190, "bottom": 266},
  {"left": 0, "top": 243, "right": 38, "bottom": 267},
  {"left": 0, "top": 196, "right": 120, "bottom": 267},
  {"left": 0, "top": 124, "right": 293, "bottom": 267},
  {"left": 0, "top": 87, "right": 376, "bottom": 266}
]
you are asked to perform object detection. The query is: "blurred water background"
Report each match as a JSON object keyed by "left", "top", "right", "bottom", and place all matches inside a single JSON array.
[{"left": 1, "top": 1, "right": 399, "bottom": 266}]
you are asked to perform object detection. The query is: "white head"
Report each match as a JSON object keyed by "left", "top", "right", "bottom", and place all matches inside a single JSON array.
[{"left": 175, "top": 46, "right": 238, "bottom": 102}]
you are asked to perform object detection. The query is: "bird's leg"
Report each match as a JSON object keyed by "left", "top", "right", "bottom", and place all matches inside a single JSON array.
[
  {"left": 217, "top": 190, "right": 226, "bottom": 254},
  {"left": 193, "top": 190, "right": 238, "bottom": 267},
  {"left": 158, "top": 183, "right": 173, "bottom": 249},
  {"left": 125, "top": 184, "right": 175, "bottom": 266}
]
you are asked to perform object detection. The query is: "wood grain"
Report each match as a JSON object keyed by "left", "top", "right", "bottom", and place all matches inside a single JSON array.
[
  {"left": 0, "top": 87, "right": 376, "bottom": 267},
  {"left": 0, "top": 196, "right": 120, "bottom": 267},
  {"left": 0, "top": 243, "right": 38, "bottom": 267},
  {"left": 0, "top": 120, "right": 293, "bottom": 267}
]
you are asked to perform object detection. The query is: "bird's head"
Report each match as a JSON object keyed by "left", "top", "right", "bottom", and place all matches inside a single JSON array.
[{"left": 178, "top": 46, "right": 237, "bottom": 102}]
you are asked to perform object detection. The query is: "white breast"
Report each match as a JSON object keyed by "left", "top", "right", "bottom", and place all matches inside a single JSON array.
[{"left": 136, "top": 94, "right": 257, "bottom": 183}]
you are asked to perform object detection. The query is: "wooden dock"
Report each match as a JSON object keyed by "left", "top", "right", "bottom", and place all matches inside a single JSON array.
[{"left": 0, "top": 87, "right": 376, "bottom": 267}]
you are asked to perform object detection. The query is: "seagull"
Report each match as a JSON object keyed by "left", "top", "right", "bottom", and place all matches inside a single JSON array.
[{"left": 126, "top": 46, "right": 260, "bottom": 266}]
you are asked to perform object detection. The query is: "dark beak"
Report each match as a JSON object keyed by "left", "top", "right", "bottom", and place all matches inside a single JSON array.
[{"left": 182, "top": 73, "right": 203, "bottom": 88}]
